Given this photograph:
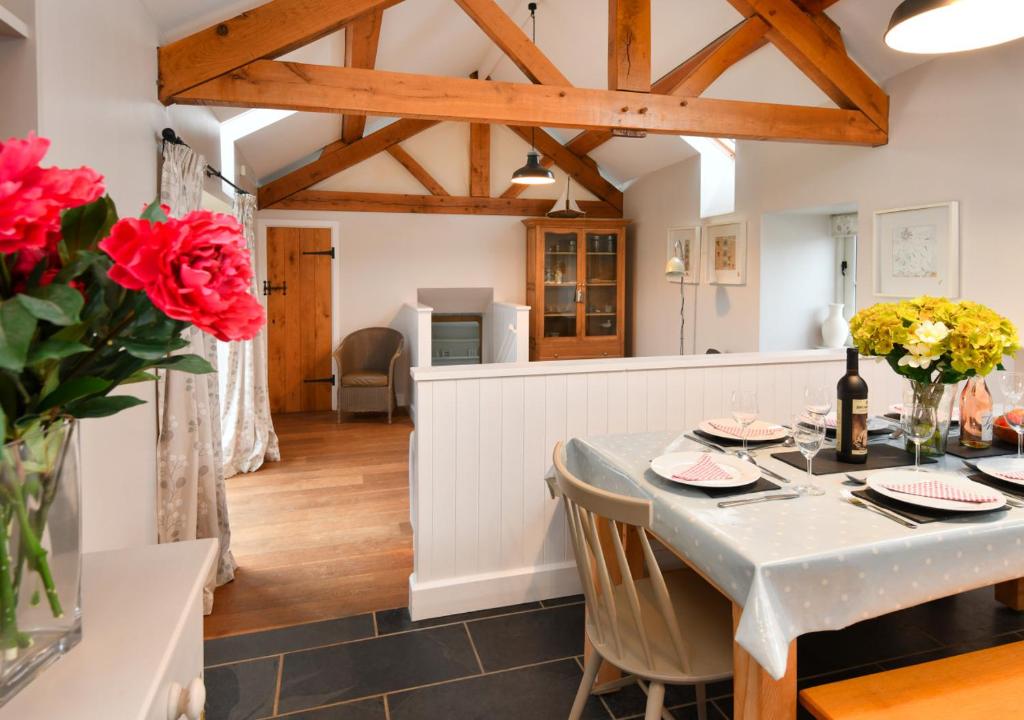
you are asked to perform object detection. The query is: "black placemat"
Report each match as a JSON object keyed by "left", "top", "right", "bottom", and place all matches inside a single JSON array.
[
  {"left": 852, "top": 487, "right": 1009, "bottom": 524},
  {"left": 944, "top": 437, "right": 1018, "bottom": 459},
  {"left": 652, "top": 473, "right": 781, "bottom": 498},
  {"left": 693, "top": 428, "right": 783, "bottom": 448},
  {"left": 967, "top": 472, "right": 1024, "bottom": 500},
  {"left": 771, "top": 444, "right": 936, "bottom": 475}
]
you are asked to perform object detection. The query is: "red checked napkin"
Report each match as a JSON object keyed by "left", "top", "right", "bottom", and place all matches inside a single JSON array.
[
  {"left": 881, "top": 479, "right": 1001, "bottom": 504},
  {"left": 707, "top": 420, "right": 780, "bottom": 439},
  {"left": 673, "top": 455, "right": 733, "bottom": 482},
  {"left": 995, "top": 470, "right": 1024, "bottom": 482}
]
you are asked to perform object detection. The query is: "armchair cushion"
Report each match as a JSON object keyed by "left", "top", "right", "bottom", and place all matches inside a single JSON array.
[{"left": 341, "top": 371, "right": 389, "bottom": 388}]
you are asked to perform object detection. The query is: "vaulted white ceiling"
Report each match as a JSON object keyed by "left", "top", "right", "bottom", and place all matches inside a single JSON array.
[{"left": 143, "top": 0, "right": 936, "bottom": 191}]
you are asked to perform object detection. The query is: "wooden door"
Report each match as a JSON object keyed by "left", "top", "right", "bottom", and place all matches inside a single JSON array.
[{"left": 266, "top": 226, "right": 333, "bottom": 413}]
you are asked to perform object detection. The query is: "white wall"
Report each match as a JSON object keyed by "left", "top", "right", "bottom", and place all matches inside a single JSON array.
[
  {"left": 759, "top": 212, "right": 836, "bottom": 352},
  {"left": 629, "top": 39, "right": 1024, "bottom": 358},
  {"left": 0, "top": 0, "right": 37, "bottom": 139}
]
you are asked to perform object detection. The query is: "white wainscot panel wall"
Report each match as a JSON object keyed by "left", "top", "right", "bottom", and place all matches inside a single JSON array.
[{"left": 407, "top": 351, "right": 904, "bottom": 619}]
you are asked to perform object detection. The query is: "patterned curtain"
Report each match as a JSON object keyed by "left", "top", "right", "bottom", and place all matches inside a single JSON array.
[
  {"left": 157, "top": 141, "right": 236, "bottom": 614},
  {"left": 217, "top": 193, "right": 280, "bottom": 477}
]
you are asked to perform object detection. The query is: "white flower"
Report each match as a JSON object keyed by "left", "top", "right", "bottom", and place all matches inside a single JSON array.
[
  {"left": 898, "top": 342, "right": 941, "bottom": 369},
  {"left": 914, "top": 320, "right": 950, "bottom": 345}
]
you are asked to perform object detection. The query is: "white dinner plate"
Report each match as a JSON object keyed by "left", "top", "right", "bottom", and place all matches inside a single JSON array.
[
  {"left": 976, "top": 457, "right": 1024, "bottom": 488},
  {"left": 650, "top": 451, "right": 760, "bottom": 489},
  {"left": 818, "top": 414, "right": 892, "bottom": 433},
  {"left": 697, "top": 419, "right": 789, "bottom": 443},
  {"left": 867, "top": 469, "right": 1005, "bottom": 512}
]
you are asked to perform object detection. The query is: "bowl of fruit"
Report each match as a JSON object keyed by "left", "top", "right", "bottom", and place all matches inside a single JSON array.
[{"left": 995, "top": 413, "right": 1023, "bottom": 445}]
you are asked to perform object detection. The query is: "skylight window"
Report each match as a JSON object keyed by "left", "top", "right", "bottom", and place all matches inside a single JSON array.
[
  {"left": 219, "top": 109, "right": 296, "bottom": 195},
  {"left": 680, "top": 136, "right": 736, "bottom": 218}
]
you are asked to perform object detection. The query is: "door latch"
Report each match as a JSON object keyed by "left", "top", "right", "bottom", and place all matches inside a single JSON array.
[
  {"left": 302, "top": 248, "right": 336, "bottom": 259},
  {"left": 303, "top": 375, "right": 336, "bottom": 385},
  {"left": 263, "top": 280, "right": 287, "bottom": 296}
]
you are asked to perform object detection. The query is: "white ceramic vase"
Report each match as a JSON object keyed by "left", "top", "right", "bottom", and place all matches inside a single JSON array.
[{"left": 821, "top": 303, "right": 849, "bottom": 348}]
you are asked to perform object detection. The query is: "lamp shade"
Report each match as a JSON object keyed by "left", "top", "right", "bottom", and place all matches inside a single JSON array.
[
  {"left": 885, "top": 0, "right": 1024, "bottom": 54},
  {"left": 665, "top": 255, "right": 685, "bottom": 278},
  {"left": 511, "top": 151, "right": 556, "bottom": 185}
]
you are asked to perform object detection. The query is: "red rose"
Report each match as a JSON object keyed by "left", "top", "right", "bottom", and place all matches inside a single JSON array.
[
  {"left": 0, "top": 133, "right": 104, "bottom": 254},
  {"left": 99, "top": 210, "right": 265, "bottom": 342}
]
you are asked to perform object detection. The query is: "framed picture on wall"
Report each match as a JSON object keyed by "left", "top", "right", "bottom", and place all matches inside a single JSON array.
[
  {"left": 666, "top": 226, "right": 700, "bottom": 284},
  {"left": 873, "top": 202, "right": 959, "bottom": 297},
  {"left": 705, "top": 221, "right": 746, "bottom": 285}
]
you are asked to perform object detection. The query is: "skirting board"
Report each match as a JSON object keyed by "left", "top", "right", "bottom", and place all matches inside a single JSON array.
[{"left": 408, "top": 561, "right": 581, "bottom": 621}]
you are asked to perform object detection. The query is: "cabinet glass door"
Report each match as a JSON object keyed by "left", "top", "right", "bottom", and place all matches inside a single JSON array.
[
  {"left": 584, "top": 232, "right": 618, "bottom": 337},
  {"left": 542, "top": 231, "right": 579, "bottom": 338}
]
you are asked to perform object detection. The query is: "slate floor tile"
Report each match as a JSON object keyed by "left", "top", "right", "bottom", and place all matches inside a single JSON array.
[
  {"left": 387, "top": 659, "right": 609, "bottom": 720},
  {"left": 206, "top": 614, "right": 374, "bottom": 666},
  {"left": 597, "top": 681, "right": 696, "bottom": 718},
  {"left": 205, "top": 656, "right": 279, "bottom": 720},
  {"left": 272, "top": 697, "right": 386, "bottom": 719},
  {"left": 877, "top": 629, "right": 1024, "bottom": 670},
  {"left": 540, "top": 594, "right": 585, "bottom": 608},
  {"left": 895, "top": 587, "right": 1024, "bottom": 645},
  {"left": 467, "top": 603, "right": 585, "bottom": 671},
  {"left": 375, "top": 602, "right": 540, "bottom": 635},
  {"left": 797, "top": 615, "right": 942, "bottom": 676},
  {"left": 278, "top": 623, "right": 479, "bottom": 714}
]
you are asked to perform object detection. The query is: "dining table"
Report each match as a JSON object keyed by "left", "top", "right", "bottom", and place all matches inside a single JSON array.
[{"left": 561, "top": 428, "right": 1024, "bottom": 720}]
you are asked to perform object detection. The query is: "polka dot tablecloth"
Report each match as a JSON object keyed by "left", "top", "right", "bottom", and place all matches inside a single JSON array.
[{"left": 563, "top": 432, "right": 1024, "bottom": 680}]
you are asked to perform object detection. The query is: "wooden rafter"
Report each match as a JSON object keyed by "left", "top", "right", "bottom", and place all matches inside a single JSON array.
[
  {"left": 386, "top": 145, "right": 449, "bottom": 196},
  {"left": 469, "top": 123, "right": 491, "bottom": 197},
  {"left": 157, "top": 0, "right": 401, "bottom": 103},
  {"left": 506, "top": 126, "right": 623, "bottom": 210},
  {"left": 272, "top": 190, "right": 622, "bottom": 217},
  {"left": 608, "top": 0, "right": 651, "bottom": 92},
  {"left": 730, "top": 0, "right": 888, "bottom": 131},
  {"left": 342, "top": 8, "right": 384, "bottom": 143},
  {"left": 453, "top": 0, "right": 571, "bottom": 86},
  {"left": 175, "top": 62, "right": 887, "bottom": 147},
  {"left": 258, "top": 117, "right": 436, "bottom": 208}
]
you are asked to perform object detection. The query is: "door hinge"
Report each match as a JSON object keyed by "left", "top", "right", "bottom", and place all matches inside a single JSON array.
[
  {"left": 302, "top": 248, "right": 335, "bottom": 259},
  {"left": 263, "top": 280, "right": 287, "bottom": 296},
  {"left": 303, "top": 375, "right": 336, "bottom": 385}
]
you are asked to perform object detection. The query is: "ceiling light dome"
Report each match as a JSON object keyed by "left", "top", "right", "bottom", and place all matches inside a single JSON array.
[
  {"left": 885, "top": 0, "right": 1024, "bottom": 54},
  {"left": 511, "top": 150, "right": 555, "bottom": 185}
]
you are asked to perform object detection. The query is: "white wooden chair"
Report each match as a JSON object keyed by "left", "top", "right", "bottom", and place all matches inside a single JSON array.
[{"left": 551, "top": 442, "right": 734, "bottom": 720}]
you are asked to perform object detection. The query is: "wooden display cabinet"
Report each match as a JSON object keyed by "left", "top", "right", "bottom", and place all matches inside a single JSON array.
[{"left": 524, "top": 218, "right": 629, "bottom": 361}]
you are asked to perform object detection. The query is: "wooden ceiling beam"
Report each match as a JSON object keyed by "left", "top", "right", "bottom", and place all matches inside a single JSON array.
[
  {"left": 175, "top": 62, "right": 887, "bottom": 146},
  {"left": 258, "top": 117, "right": 436, "bottom": 208},
  {"left": 469, "top": 123, "right": 491, "bottom": 197},
  {"left": 157, "top": 0, "right": 402, "bottom": 103},
  {"left": 730, "top": 0, "right": 888, "bottom": 131},
  {"left": 506, "top": 125, "right": 623, "bottom": 210},
  {"left": 342, "top": 8, "right": 384, "bottom": 143},
  {"left": 386, "top": 145, "right": 449, "bottom": 196},
  {"left": 272, "top": 190, "right": 623, "bottom": 217},
  {"left": 608, "top": 0, "right": 651, "bottom": 92},
  {"left": 453, "top": 0, "right": 571, "bottom": 86}
]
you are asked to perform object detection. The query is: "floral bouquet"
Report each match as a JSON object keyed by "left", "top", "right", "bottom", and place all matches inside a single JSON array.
[
  {"left": 0, "top": 133, "right": 264, "bottom": 698},
  {"left": 850, "top": 296, "right": 1019, "bottom": 456}
]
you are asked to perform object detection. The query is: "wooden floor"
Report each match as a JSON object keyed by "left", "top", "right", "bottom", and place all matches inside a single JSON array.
[{"left": 204, "top": 411, "right": 413, "bottom": 639}]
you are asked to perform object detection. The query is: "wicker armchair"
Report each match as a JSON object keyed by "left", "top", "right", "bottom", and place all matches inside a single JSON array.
[{"left": 334, "top": 327, "right": 405, "bottom": 423}]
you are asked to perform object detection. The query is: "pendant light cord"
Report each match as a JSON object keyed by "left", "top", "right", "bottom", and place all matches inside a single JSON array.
[{"left": 529, "top": 2, "right": 538, "bottom": 152}]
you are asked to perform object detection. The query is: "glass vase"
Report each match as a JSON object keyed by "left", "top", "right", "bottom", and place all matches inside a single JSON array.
[
  {"left": 959, "top": 376, "right": 994, "bottom": 449},
  {"left": 0, "top": 419, "right": 81, "bottom": 707},
  {"left": 904, "top": 381, "right": 956, "bottom": 457}
]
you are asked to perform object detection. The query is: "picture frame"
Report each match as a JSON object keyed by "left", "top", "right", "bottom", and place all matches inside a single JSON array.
[
  {"left": 705, "top": 221, "right": 746, "bottom": 285},
  {"left": 666, "top": 226, "right": 700, "bottom": 284},
  {"left": 873, "top": 201, "right": 959, "bottom": 298}
]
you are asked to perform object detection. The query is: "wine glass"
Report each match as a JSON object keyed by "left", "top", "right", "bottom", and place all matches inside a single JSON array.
[
  {"left": 1000, "top": 372, "right": 1024, "bottom": 458},
  {"left": 730, "top": 390, "right": 759, "bottom": 454},
  {"left": 791, "top": 414, "right": 826, "bottom": 496},
  {"left": 901, "top": 386, "right": 937, "bottom": 471},
  {"left": 803, "top": 385, "right": 832, "bottom": 418}
]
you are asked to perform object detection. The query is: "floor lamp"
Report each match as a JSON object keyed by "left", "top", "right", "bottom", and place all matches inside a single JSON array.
[{"left": 665, "top": 241, "right": 685, "bottom": 354}]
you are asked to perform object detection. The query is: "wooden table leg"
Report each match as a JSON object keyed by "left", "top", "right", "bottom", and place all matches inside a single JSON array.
[
  {"left": 732, "top": 604, "right": 797, "bottom": 720},
  {"left": 995, "top": 579, "right": 1024, "bottom": 610}
]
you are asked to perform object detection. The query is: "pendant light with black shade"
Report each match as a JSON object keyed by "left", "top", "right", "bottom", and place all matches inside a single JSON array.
[
  {"left": 885, "top": 0, "right": 1024, "bottom": 54},
  {"left": 510, "top": 3, "right": 556, "bottom": 186}
]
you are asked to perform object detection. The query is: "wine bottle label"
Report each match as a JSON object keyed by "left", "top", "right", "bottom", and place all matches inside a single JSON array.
[{"left": 850, "top": 398, "right": 868, "bottom": 455}]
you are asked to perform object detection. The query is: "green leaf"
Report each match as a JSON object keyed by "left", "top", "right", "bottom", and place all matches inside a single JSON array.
[
  {"left": 152, "top": 354, "right": 215, "bottom": 374},
  {"left": 139, "top": 200, "right": 168, "bottom": 224},
  {"left": 0, "top": 299, "right": 38, "bottom": 372},
  {"left": 54, "top": 251, "right": 101, "bottom": 284},
  {"left": 61, "top": 196, "right": 117, "bottom": 254},
  {"left": 122, "top": 371, "right": 158, "bottom": 384},
  {"left": 27, "top": 339, "right": 91, "bottom": 365},
  {"left": 18, "top": 285, "right": 85, "bottom": 326},
  {"left": 121, "top": 338, "right": 176, "bottom": 360},
  {"left": 37, "top": 376, "right": 111, "bottom": 411},
  {"left": 65, "top": 394, "right": 146, "bottom": 418},
  {"left": 0, "top": 399, "right": 7, "bottom": 445}
]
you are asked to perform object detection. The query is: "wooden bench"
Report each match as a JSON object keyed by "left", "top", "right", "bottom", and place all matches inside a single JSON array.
[{"left": 800, "top": 639, "right": 1024, "bottom": 719}]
